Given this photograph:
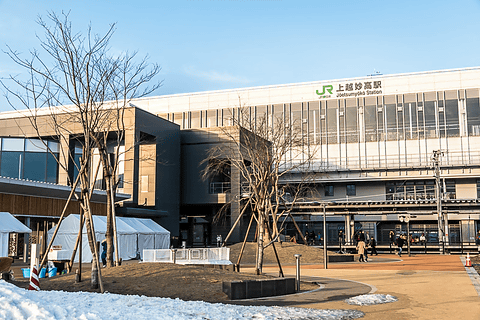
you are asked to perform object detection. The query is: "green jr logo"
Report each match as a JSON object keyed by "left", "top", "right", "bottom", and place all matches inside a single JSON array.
[{"left": 316, "top": 85, "right": 333, "bottom": 96}]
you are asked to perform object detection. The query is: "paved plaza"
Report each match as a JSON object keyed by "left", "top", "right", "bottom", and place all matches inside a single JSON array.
[{"left": 244, "top": 254, "right": 480, "bottom": 320}]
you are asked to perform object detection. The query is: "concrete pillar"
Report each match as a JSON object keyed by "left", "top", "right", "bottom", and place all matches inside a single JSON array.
[
  {"left": 345, "top": 215, "right": 351, "bottom": 244},
  {"left": 229, "top": 165, "right": 241, "bottom": 243},
  {"left": 23, "top": 218, "right": 31, "bottom": 263},
  {"left": 444, "top": 214, "right": 449, "bottom": 245}
]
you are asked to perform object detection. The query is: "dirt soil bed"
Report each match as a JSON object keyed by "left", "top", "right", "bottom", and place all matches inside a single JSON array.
[
  {"left": 9, "top": 242, "right": 323, "bottom": 302},
  {"left": 229, "top": 241, "right": 335, "bottom": 265},
  {"left": 471, "top": 254, "right": 480, "bottom": 275}
]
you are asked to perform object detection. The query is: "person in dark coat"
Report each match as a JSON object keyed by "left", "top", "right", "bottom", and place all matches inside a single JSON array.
[
  {"left": 370, "top": 237, "right": 378, "bottom": 255},
  {"left": 389, "top": 230, "right": 396, "bottom": 254},
  {"left": 338, "top": 230, "right": 345, "bottom": 253},
  {"left": 101, "top": 239, "right": 107, "bottom": 267},
  {"left": 396, "top": 234, "right": 405, "bottom": 257}
]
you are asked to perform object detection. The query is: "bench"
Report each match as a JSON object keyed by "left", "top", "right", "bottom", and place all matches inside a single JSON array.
[{"left": 222, "top": 278, "right": 296, "bottom": 300}]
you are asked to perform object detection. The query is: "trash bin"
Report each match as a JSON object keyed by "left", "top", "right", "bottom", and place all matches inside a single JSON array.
[
  {"left": 21, "top": 268, "right": 30, "bottom": 278},
  {"left": 48, "top": 267, "right": 57, "bottom": 278},
  {"left": 39, "top": 267, "right": 47, "bottom": 278}
]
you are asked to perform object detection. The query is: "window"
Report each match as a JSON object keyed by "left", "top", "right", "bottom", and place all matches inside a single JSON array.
[
  {"left": 141, "top": 175, "right": 149, "bottom": 192},
  {"left": 325, "top": 185, "right": 334, "bottom": 197},
  {"left": 477, "top": 180, "right": 480, "bottom": 199},
  {"left": 0, "top": 137, "right": 59, "bottom": 183},
  {"left": 346, "top": 184, "right": 356, "bottom": 196}
]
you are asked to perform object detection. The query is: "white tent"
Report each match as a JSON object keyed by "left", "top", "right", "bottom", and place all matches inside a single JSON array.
[
  {"left": 0, "top": 212, "right": 31, "bottom": 257},
  {"left": 47, "top": 214, "right": 170, "bottom": 263},
  {"left": 117, "top": 217, "right": 170, "bottom": 259}
]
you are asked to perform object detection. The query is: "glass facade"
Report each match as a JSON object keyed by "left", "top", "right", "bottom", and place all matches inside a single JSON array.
[
  {"left": 0, "top": 137, "right": 59, "bottom": 183},
  {"left": 161, "top": 88, "right": 480, "bottom": 170},
  {"left": 385, "top": 180, "right": 452, "bottom": 200}
]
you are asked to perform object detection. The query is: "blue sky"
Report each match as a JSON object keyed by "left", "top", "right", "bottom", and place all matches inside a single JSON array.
[{"left": 0, "top": 0, "right": 480, "bottom": 111}]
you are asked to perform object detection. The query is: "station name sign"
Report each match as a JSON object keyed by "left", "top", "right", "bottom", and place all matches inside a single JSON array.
[{"left": 316, "top": 80, "right": 383, "bottom": 99}]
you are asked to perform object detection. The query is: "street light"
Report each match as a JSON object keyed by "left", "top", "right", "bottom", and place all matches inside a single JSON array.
[
  {"left": 322, "top": 201, "right": 335, "bottom": 269},
  {"left": 323, "top": 203, "right": 327, "bottom": 269},
  {"left": 399, "top": 214, "right": 416, "bottom": 256}
]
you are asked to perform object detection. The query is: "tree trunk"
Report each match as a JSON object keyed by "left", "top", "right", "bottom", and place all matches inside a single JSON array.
[
  {"left": 91, "top": 257, "right": 99, "bottom": 289},
  {"left": 104, "top": 168, "right": 114, "bottom": 268},
  {"left": 83, "top": 201, "right": 99, "bottom": 289},
  {"left": 255, "top": 213, "right": 265, "bottom": 275}
]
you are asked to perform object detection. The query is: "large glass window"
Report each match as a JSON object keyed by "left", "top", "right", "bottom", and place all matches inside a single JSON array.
[
  {"left": 24, "top": 152, "right": 47, "bottom": 181},
  {"left": 424, "top": 100, "right": 436, "bottom": 138},
  {"left": 467, "top": 97, "right": 480, "bottom": 136},
  {"left": 46, "top": 153, "right": 58, "bottom": 183},
  {"left": 386, "top": 180, "right": 440, "bottom": 200},
  {"left": 364, "top": 98, "right": 376, "bottom": 142},
  {"left": 385, "top": 103, "right": 397, "bottom": 140},
  {"left": 25, "top": 139, "right": 47, "bottom": 152},
  {"left": 326, "top": 100, "right": 337, "bottom": 144},
  {"left": 1, "top": 151, "right": 22, "bottom": 179},
  {"left": 445, "top": 90, "right": 459, "bottom": 137},
  {"left": 308, "top": 101, "right": 320, "bottom": 144},
  {"left": 0, "top": 137, "right": 59, "bottom": 183},
  {"left": 190, "top": 111, "right": 200, "bottom": 128},
  {"left": 345, "top": 99, "right": 357, "bottom": 143},
  {"left": 2, "top": 138, "right": 24, "bottom": 151}
]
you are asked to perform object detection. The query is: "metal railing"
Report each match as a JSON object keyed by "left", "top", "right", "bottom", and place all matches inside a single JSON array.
[
  {"left": 209, "top": 182, "right": 231, "bottom": 194},
  {"left": 143, "top": 247, "right": 231, "bottom": 264}
]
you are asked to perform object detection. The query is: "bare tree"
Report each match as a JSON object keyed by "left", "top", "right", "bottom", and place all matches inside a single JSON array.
[
  {"left": 203, "top": 106, "right": 317, "bottom": 274},
  {"left": 1, "top": 12, "right": 161, "bottom": 289}
]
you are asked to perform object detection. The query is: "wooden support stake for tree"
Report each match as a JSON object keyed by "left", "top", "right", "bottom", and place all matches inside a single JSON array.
[
  {"left": 222, "top": 199, "right": 250, "bottom": 246},
  {"left": 265, "top": 225, "right": 284, "bottom": 277},
  {"left": 67, "top": 212, "right": 85, "bottom": 273},
  {"left": 71, "top": 158, "right": 101, "bottom": 274},
  {"left": 109, "top": 179, "right": 120, "bottom": 266},
  {"left": 236, "top": 212, "right": 256, "bottom": 266},
  {"left": 288, "top": 213, "right": 308, "bottom": 245},
  {"left": 39, "top": 172, "right": 82, "bottom": 270}
]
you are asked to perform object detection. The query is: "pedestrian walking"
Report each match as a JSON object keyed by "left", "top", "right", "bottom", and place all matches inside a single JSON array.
[
  {"left": 361, "top": 231, "right": 368, "bottom": 261},
  {"left": 357, "top": 239, "right": 366, "bottom": 262},
  {"left": 396, "top": 234, "right": 405, "bottom": 257},
  {"left": 370, "top": 237, "right": 378, "bottom": 255},
  {"left": 389, "top": 230, "right": 395, "bottom": 253},
  {"left": 338, "top": 230, "right": 345, "bottom": 253}
]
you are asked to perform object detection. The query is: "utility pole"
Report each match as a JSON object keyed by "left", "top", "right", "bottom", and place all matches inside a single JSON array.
[{"left": 432, "top": 150, "right": 444, "bottom": 254}]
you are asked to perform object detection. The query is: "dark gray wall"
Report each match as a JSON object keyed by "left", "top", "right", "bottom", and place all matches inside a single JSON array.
[{"left": 135, "top": 108, "right": 181, "bottom": 236}]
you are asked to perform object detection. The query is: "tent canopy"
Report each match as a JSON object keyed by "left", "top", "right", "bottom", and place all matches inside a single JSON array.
[
  {"left": 0, "top": 212, "right": 31, "bottom": 258},
  {"left": 48, "top": 214, "right": 170, "bottom": 263},
  {"left": 0, "top": 212, "right": 31, "bottom": 233}
]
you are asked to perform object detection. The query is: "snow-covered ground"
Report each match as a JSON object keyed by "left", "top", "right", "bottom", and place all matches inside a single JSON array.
[
  {"left": 0, "top": 280, "right": 395, "bottom": 319},
  {"left": 345, "top": 294, "right": 398, "bottom": 306}
]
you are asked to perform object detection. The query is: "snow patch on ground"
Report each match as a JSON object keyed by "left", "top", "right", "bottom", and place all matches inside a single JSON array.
[
  {"left": 0, "top": 280, "right": 364, "bottom": 320},
  {"left": 345, "top": 294, "right": 398, "bottom": 306}
]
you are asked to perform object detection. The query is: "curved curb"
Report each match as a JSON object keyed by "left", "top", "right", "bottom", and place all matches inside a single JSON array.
[{"left": 227, "top": 275, "right": 373, "bottom": 307}]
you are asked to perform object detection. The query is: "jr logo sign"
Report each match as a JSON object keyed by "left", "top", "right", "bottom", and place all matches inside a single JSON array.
[{"left": 316, "top": 85, "right": 333, "bottom": 96}]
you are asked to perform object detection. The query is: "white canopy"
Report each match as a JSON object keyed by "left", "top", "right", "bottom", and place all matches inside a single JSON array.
[
  {"left": 117, "top": 217, "right": 170, "bottom": 258},
  {"left": 48, "top": 214, "right": 170, "bottom": 263},
  {"left": 0, "top": 212, "right": 31, "bottom": 257}
]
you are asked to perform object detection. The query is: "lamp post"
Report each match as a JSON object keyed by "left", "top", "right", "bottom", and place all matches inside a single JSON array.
[
  {"left": 323, "top": 203, "right": 327, "bottom": 269},
  {"left": 399, "top": 214, "right": 416, "bottom": 256}
]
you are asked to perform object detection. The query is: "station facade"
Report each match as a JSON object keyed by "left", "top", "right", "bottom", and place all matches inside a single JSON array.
[
  {"left": 131, "top": 67, "right": 480, "bottom": 250},
  {"left": 3, "top": 67, "right": 480, "bottom": 254}
]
